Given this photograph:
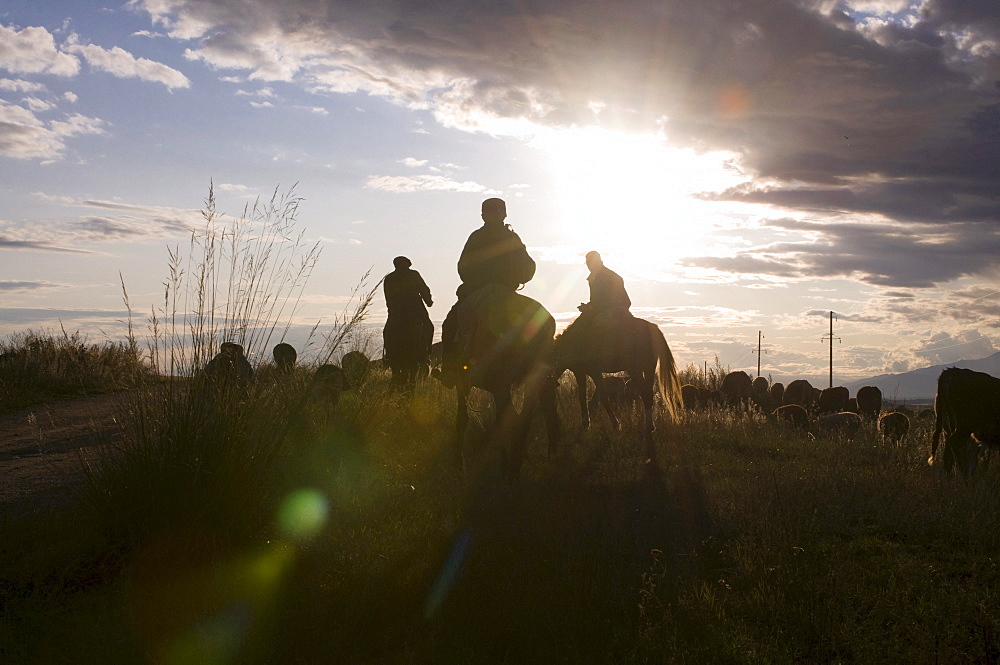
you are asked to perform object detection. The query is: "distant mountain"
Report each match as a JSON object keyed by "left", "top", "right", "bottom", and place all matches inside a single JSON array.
[{"left": 842, "top": 352, "right": 1000, "bottom": 402}]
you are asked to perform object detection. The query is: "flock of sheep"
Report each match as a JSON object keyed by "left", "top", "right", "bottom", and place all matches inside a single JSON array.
[{"left": 681, "top": 371, "right": 914, "bottom": 444}]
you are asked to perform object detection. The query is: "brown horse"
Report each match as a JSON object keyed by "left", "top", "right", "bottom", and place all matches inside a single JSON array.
[
  {"left": 552, "top": 315, "right": 683, "bottom": 437},
  {"left": 448, "top": 287, "right": 560, "bottom": 480}
]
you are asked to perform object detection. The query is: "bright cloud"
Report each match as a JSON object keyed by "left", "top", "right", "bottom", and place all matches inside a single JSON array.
[
  {"left": 0, "top": 24, "right": 80, "bottom": 77},
  {"left": 0, "top": 101, "right": 104, "bottom": 160},
  {"left": 64, "top": 38, "right": 191, "bottom": 89},
  {"left": 365, "top": 174, "right": 497, "bottom": 194},
  {"left": 0, "top": 78, "right": 45, "bottom": 92}
]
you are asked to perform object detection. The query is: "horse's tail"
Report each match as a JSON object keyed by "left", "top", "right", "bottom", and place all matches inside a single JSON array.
[{"left": 648, "top": 322, "right": 683, "bottom": 424}]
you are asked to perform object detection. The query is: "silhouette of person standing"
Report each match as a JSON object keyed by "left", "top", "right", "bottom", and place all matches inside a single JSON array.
[
  {"left": 438, "top": 198, "right": 536, "bottom": 386},
  {"left": 383, "top": 256, "right": 434, "bottom": 392},
  {"left": 384, "top": 256, "right": 433, "bottom": 315}
]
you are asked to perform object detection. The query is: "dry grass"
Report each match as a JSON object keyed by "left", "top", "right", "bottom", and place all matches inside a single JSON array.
[{"left": 0, "top": 328, "right": 153, "bottom": 411}]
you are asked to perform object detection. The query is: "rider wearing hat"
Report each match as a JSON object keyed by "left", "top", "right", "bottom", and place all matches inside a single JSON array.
[{"left": 438, "top": 198, "right": 536, "bottom": 386}]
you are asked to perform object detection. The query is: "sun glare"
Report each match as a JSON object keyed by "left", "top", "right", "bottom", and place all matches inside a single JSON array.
[{"left": 535, "top": 127, "right": 742, "bottom": 277}]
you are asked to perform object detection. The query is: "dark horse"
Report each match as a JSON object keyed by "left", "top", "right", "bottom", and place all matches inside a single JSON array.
[
  {"left": 449, "top": 287, "right": 561, "bottom": 480},
  {"left": 552, "top": 315, "right": 683, "bottom": 436},
  {"left": 383, "top": 311, "right": 433, "bottom": 393}
]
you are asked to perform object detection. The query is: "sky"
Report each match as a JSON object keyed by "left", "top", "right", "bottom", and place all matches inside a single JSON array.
[{"left": 2, "top": 0, "right": 1000, "bottom": 384}]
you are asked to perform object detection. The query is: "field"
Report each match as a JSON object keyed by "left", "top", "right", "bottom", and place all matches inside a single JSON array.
[{"left": 3, "top": 366, "right": 1000, "bottom": 665}]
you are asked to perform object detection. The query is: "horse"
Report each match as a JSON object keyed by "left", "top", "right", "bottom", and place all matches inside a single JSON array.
[
  {"left": 552, "top": 314, "right": 683, "bottom": 437},
  {"left": 448, "top": 287, "right": 561, "bottom": 480},
  {"left": 383, "top": 310, "right": 433, "bottom": 393}
]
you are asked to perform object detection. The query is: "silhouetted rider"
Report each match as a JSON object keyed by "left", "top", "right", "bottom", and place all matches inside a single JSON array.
[
  {"left": 456, "top": 198, "right": 535, "bottom": 297},
  {"left": 573, "top": 251, "right": 635, "bottom": 353},
  {"left": 438, "top": 198, "right": 536, "bottom": 386},
  {"left": 580, "top": 251, "right": 631, "bottom": 315}
]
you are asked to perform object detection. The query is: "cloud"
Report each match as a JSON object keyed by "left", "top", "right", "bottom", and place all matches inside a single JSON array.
[
  {"left": 0, "top": 77, "right": 45, "bottom": 92},
  {"left": 21, "top": 96, "right": 55, "bottom": 112},
  {"left": 216, "top": 182, "right": 257, "bottom": 195},
  {"left": 0, "top": 307, "right": 132, "bottom": 328},
  {"left": 0, "top": 24, "right": 80, "bottom": 76},
  {"left": 0, "top": 101, "right": 105, "bottom": 160},
  {"left": 803, "top": 309, "right": 884, "bottom": 324},
  {"left": 680, "top": 216, "right": 1000, "bottom": 289},
  {"left": 0, "top": 237, "right": 95, "bottom": 253},
  {"left": 64, "top": 38, "right": 191, "bottom": 89},
  {"left": 914, "top": 329, "right": 998, "bottom": 365},
  {"left": 75, "top": 215, "right": 185, "bottom": 240},
  {"left": 0, "top": 280, "right": 67, "bottom": 292},
  {"left": 0, "top": 198, "right": 201, "bottom": 250},
  {"left": 365, "top": 174, "right": 497, "bottom": 194},
  {"left": 127, "top": 0, "right": 1000, "bottom": 290},
  {"left": 400, "top": 157, "right": 428, "bottom": 167}
]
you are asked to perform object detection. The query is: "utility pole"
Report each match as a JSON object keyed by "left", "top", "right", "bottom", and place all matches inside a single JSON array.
[
  {"left": 757, "top": 330, "right": 764, "bottom": 377},
  {"left": 820, "top": 311, "right": 840, "bottom": 388}
]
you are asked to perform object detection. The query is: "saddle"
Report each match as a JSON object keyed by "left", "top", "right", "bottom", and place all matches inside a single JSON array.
[
  {"left": 560, "top": 308, "right": 639, "bottom": 368},
  {"left": 450, "top": 285, "right": 545, "bottom": 381}
]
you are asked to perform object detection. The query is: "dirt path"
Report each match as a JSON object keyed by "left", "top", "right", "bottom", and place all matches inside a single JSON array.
[{"left": 0, "top": 393, "right": 123, "bottom": 518}]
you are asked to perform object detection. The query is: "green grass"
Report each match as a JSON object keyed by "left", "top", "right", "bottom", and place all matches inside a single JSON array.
[{"left": 5, "top": 379, "right": 1000, "bottom": 664}]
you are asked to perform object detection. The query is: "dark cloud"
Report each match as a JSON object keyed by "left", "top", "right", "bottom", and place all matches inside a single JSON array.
[
  {"left": 132, "top": 0, "right": 1000, "bottom": 287},
  {"left": 804, "top": 309, "right": 884, "bottom": 324},
  {"left": 0, "top": 307, "right": 131, "bottom": 326},
  {"left": 679, "top": 218, "right": 1000, "bottom": 288},
  {"left": 75, "top": 215, "right": 191, "bottom": 239},
  {"left": 0, "top": 237, "right": 95, "bottom": 253},
  {"left": 0, "top": 280, "right": 65, "bottom": 292},
  {"left": 0, "top": 199, "right": 197, "bottom": 250}
]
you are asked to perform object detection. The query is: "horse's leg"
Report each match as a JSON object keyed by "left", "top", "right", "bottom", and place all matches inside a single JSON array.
[
  {"left": 638, "top": 371, "right": 656, "bottom": 439},
  {"left": 493, "top": 388, "right": 517, "bottom": 480},
  {"left": 540, "top": 374, "right": 561, "bottom": 456},
  {"left": 401, "top": 361, "right": 417, "bottom": 395},
  {"left": 594, "top": 374, "right": 622, "bottom": 431},
  {"left": 454, "top": 384, "right": 470, "bottom": 471},
  {"left": 575, "top": 370, "right": 590, "bottom": 430},
  {"left": 509, "top": 387, "right": 537, "bottom": 481}
]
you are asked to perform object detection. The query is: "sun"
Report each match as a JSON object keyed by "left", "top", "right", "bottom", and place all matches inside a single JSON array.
[{"left": 534, "top": 126, "right": 742, "bottom": 277}]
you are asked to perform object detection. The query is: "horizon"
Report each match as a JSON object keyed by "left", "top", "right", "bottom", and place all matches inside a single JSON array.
[{"left": 3, "top": 1, "right": 1000, "bottom": 383}]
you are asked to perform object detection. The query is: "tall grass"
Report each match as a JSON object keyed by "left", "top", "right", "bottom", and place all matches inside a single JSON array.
[
  {"left": 0, "top": 327, "right": 152, "bottom": 411},
  {"left": 81, "top": 184, "right": 375, "bottom": 555},
  {"left": 680, "top": 355, "right": 731, "bottom": 390},
  {"left": 149, "top": 184, "right": 321, "bottom": 374}
]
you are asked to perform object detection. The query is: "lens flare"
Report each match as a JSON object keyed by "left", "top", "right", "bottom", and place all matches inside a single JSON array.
[
  {"left": 277, "top": 488, "right": 329, "bottom": 541},
  {"left": 423, "top": 530, "right": 473, "bottom": 619}
]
